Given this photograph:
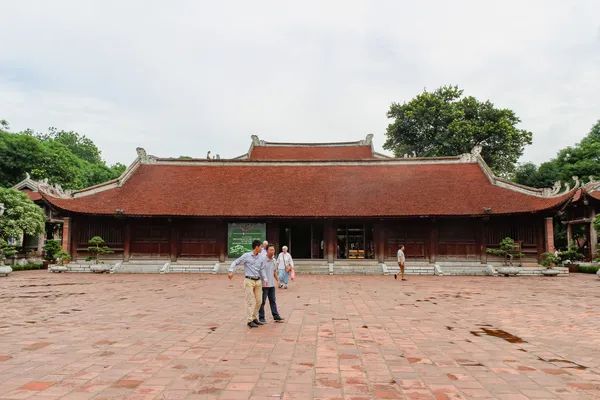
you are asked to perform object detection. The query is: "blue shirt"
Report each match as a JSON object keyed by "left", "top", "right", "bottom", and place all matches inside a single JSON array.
[{"left": 229, "top": 251, "right": 268, "bottom": 282}]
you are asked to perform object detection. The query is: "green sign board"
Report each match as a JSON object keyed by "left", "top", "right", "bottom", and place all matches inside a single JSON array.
[{"left": 227, "top": 223, "right": 266, "bottom": 258}]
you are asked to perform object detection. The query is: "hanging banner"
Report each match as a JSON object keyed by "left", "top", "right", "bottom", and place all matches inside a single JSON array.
[{"left": 227, "top": 223, "right": 266, "bottom": 258}]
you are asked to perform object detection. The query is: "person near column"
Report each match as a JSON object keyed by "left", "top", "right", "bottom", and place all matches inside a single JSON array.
[
  {"left": 261, "top": 240, "right": 268, "bottom": 256},
  {"left": 259, "top": 243, "right": 285, "bottom": 323},
  {"left": 228, "top": 239, "right": 269, "bottom": 328},
  {"left": 277, "top": 246, "right": 294, "bottom": 289},
  {"left": 394, "top": 244, "right": 406, "bottom": 281}
]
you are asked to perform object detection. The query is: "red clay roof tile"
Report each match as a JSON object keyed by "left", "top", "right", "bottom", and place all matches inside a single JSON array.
[
  {"left": 43, "top": 162, "right": 572, "bottom": 217},
  {"left": 249, "top": 145, "right": 375, "bottom": 160}
]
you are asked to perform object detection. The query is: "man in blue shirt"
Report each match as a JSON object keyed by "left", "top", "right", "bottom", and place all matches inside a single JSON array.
[
  {"left": 228, "top": 240, "right": 269, "bottom": 328},
  {"left": 259, "top": 244, "right": 285, "bottom": 324}
]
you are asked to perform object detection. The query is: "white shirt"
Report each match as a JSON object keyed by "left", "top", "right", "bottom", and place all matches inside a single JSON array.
[
  {"left": 397, "top": 249, "right": 405, "bottom": 263},
  {"left": 277, "top": 252, "right": 294, "bottom": 270}
]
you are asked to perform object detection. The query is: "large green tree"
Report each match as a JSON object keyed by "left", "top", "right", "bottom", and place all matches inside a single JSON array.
[
  {"left": 0, "top": 122, "right": 126, "bottom": 189},
  {"left": 0, "top": 188, "right": 45, "bottom": 241},
  {"left": 513, "top": 120, "right": 600, "bottom": 188},
  {"left": 384, "top": 85, "right": 533, "bottom": 175}
]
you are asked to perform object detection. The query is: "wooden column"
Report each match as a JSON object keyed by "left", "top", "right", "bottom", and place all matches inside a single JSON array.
[
  {"left": 536, "top": 218, "right": 544, "bottom": 263},
  {"left": 567, "top": 223, "right": 573, "bottom": 247},
  {"left": 218, "top": 221, "right": 227, "bottom": 263},
  {"left": 61, "top": 216, "right": 71, "bottom": 252},
  {"left": 590, "top": 209, "right": 598, "bottom": 258},
  {"left": 325, "top": 220, "right": 335, "bottom": 264},
  {"left": 123, "top": 221, "right": 132, "bottom": 262},
  {"left": 374, "top": 222, "right": 386, "bottom": 263},
  {"left": 428, "top": 219, "right": 438, "bottom": 264},
  {"left": 479, "top": 218, "right": 488, "bottom": 264},
  {"left": 544, "top": 217, "right": 555, "bottom": 253},
  {"left": 170, "top": 223, "right": 179, "bottom": 262},
  {"left": 266, "top": 222, "right": 280, "bottom": 252}
]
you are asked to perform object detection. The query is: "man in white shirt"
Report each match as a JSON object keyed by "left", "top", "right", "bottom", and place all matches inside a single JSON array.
[{"left": 395, "top": 245, "right": 406, "bottom": 281}]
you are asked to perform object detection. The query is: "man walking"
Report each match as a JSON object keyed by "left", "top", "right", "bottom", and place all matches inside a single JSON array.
[
  {"left": 394, "top": 245, "right": 406, "bottom": 281},
  {"left": 228, "top": 239, "right": 269, "bottom": 328},
  {"left": 259, "top": 244, "right": 285, "bottom": 324}
]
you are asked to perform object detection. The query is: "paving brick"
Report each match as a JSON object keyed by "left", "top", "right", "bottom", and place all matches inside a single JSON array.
[{"left": 1, "top": 272, "right": 600, "bottom": 399}]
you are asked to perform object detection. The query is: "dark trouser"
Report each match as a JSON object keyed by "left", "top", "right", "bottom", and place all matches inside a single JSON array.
[{"left": 259, "top": 287, "right": 280, "bottom": 321}]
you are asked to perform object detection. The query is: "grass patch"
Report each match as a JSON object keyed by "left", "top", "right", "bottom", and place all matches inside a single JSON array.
[{"left": 578, "top": 265, "right": 599, "bottom": 274}]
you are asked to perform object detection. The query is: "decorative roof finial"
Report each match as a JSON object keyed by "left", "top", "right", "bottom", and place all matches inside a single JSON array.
[
  {"left": 136, "top": 147, "right": 157, "bottom": 164},
  {"left": 207, "top": 151, "right": 211, "bottom": 160},
  {"left": 25, "top": 172, "right": 31, "bottom": 180}
]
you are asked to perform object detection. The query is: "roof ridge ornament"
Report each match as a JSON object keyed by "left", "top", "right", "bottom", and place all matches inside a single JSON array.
[
  {"left": 540, "top": 176, "right": 579, "bottom": 198},
  {"left": 459, "top": 145, "right": 483, "bottom": 162},
  {"left": 251, "top": 135, "right": 265, "bottom": 147},
  {"left": 136, "top": 147, "right": 157, "bottom": 164},
  {"left": 359, "top": 134, "right": 374, "bottom": 146},
  {"left": 37, "top": 180, "right": 73, "bottom": 199}
]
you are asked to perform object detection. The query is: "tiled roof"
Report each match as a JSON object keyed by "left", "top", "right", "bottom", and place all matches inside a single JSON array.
[
  {"left": 248, "top": 145, "right": 375, "bottom": 160},
  {"left": 42, "top": 161, "right": 573, "bottom": 217}
]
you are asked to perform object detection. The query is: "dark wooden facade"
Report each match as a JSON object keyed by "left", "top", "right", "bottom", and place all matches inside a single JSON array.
[{"left": 67, "top": 215, "right": 547, "bottom": 264}]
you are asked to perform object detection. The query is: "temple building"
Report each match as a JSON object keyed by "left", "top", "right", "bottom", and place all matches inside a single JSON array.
[
  {"left": 36, "top": 134, "right": 577, "bottom": 274},
  {"left": 563, "top": 180, "right": 600, "bottom": 259}
]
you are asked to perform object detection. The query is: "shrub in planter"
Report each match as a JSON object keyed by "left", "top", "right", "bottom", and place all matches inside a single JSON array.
[
  {"left": 54, "top": 250, "right": 71, "bottom": 266},
  {"left": 43, "top": 240, "right": 61, "bottom": 264},
  {"left": 486, "top": 237, "right": 523, "bottom": 266},
  {"left": 541, "top": 252, "right": 559, "bottom": 268},
  {"left": 85, "top": 236, "right": 113, "bottom": 264}
]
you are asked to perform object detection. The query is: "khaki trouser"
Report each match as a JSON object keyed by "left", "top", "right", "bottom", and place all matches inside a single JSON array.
[{"left": 245, "top": 278, "right": 263, "bottom": 322}]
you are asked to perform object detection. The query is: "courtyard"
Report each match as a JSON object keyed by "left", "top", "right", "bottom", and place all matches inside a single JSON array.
[{"left": 0, "top": 272, "right": 599, "bottom": 400}]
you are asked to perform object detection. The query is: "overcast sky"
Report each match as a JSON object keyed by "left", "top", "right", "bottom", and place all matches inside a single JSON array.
[{"left": 1, "top": 1, "right": 599, "bottom": 166}]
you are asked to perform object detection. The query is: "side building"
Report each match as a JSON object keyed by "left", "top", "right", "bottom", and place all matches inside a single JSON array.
[{"left": 37, "top": 135, "right": 576, "bottom": 274}]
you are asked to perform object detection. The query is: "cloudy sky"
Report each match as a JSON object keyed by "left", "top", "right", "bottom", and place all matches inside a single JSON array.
[{"left": 1, "top": 1, "right": 599, "bottom": 166}]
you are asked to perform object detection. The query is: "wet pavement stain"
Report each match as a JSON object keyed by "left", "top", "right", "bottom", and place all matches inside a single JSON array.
[{"left": 470, "top": 327, "right": 526, "bottom": 343}]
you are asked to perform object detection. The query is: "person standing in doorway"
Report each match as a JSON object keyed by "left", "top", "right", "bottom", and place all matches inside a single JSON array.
[
  {"left": 228, "top": 239, "right": 269, "bottom": 328},
  {"left": 261, "top": 240, "right": 269, "bottom": 256},
  {"left": 259, "top": 244, "right": 285, "bottom": 324},
  {"left": 394, "top": 245, "right": 406, "bottom": 281},
  {"left": 277, "top": 246, "right": 294, "bottom": 289}
]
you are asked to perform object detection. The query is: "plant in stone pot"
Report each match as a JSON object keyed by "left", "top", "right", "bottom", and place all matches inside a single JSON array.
[
  {"left": 540, "top": 252, "right": 561, "bottom": 276},
  {"left": 43, "top": 239, "right": 61, "bottom": 266},
  {"left": 54, "top": 250, "right": 71, "bottom": 266},
  {"left": 0, "top": 239, "right": 17, "bottom": 266},
  {"left": 486, "top": 237, "right": 522, "bottom": 266},
  {"left": 85, "top": 236, "right": 113, "bottom": 264},
  {"left": 558, "top": 245, "right": 584, "bottom": 272}
]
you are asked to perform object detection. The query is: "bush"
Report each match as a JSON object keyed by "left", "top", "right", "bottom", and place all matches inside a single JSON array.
[
  {"left": 55, "top": 250, "right": 71, "bottom": 266},
  {"left": 43, "top": 240, "right": 62, "bottom": 262},
  {"left": 578, "top": 265, "right": 600, "bottom": 274},
  {"left": 541, "top": 252, "right": 559, "bottom": 268},
  {"left": 558, "top": 245, "right": 584, "bottom": 264},
  {"left": 486, "top": 237, "right": 523, "bottom": 266},
  {"left": 11, "top": 263, "right": 44, "bottom": 271},
  {"left": 85, "top": 236, "right": 113, "bottom": 264}
]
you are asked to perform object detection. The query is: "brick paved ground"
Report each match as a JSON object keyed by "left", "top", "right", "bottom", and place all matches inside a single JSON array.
[{"left": 1, "top": 272, "right": 599, "bottom": 400}]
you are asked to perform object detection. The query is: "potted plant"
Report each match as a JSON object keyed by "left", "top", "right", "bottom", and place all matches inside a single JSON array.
[
  {"left": 558, "top": 245, "right": 584, "bottom": 273},
  {"left": 486, "top": 237, "right": 522, "bottom": 276},
  {"left": 0, "top": 239, "right": 16, "bottom": 276},
  {"left": 540, "top": 252, "right": 560, "bottom": 276},
  {"left": 55, "top": 250, "right": 71, "bottom": 266},
  {"left": 43, "top": 239, "right": 61, "bottom": 269},
  {"left": 86, "top": 236, "right": 113, "bottom": 273}
]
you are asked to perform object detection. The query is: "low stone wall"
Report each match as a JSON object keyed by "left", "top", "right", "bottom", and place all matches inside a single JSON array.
[{"left": 59, "top": 261, "right": 569, "bottom": 277}]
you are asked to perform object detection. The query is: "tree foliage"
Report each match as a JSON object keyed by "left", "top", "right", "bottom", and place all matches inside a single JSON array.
[
  {"left": 86, "top": 236, "right": 113, "bottom": 264},
  {"left": 0, "top": 122, "right": 126, "bottom": 189},
  {"left": 514, "top": 120, "right": 600, "bottom": 188},
  {"left": 383, "top": 85, "right": 533, "bottom": 175},
  {"left": 0, "top": 188, "right": 45, "bottom": 241}
]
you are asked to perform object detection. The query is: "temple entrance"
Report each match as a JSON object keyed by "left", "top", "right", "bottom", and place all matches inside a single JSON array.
[
  {"left": 278, "top": 223, "right": 324, "bottom": 259},
  {"left": 336, "top": 224, "right": 374, "bottom": 259}
]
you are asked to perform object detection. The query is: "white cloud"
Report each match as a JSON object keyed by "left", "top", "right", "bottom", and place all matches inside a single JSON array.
[{"left": 1, "top": 0, "right": 598, "bottom": 166}]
